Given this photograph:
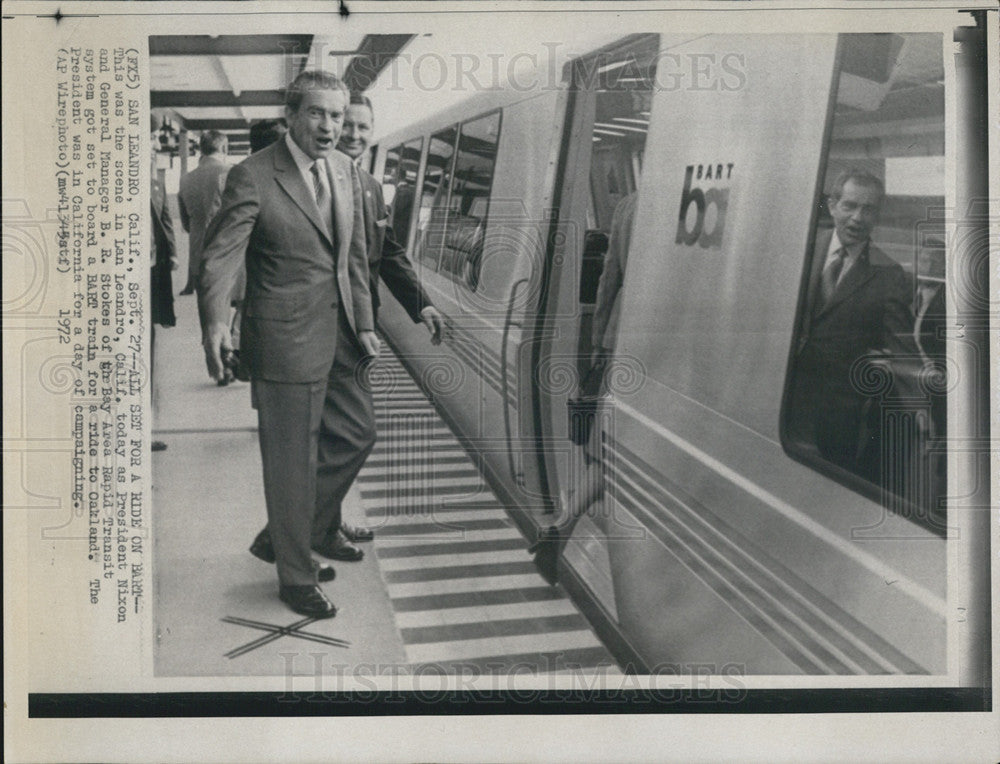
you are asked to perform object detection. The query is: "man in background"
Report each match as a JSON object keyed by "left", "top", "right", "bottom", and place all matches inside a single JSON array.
[
  {"left": 178, "top": 130, "right": 230, "bottom": 300},
  {"left": 315, "top": 92, "right": 443, "bottom": 551}
]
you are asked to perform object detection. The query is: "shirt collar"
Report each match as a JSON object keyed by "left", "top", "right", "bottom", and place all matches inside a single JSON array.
[
  {"left": 285, "top": 132, "right": 320, "bottom": 176},
  {"left": 830, "top": 230, "right": 867, "bottom": 261}
]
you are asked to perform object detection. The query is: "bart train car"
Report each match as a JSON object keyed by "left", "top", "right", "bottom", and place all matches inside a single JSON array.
[{"left": 370, "top": 26, "right": 990, "bottom": 679}]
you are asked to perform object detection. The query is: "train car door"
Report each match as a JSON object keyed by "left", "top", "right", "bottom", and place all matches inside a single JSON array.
[{"left": 529, "top": 34, "right": 663, "bottom": 650}]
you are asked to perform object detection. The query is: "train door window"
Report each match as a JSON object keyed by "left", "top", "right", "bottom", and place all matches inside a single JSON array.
[
  {"left": 382, "top": 138, "right": 422, "bottom": 251},
  {"left": 414, "top": 125, "right": 458, "bottom": 271},
  {"left": 782, "top": 33, "right": 946, "bottom": 531},
  {"left": 438, "top": 110, "right": 501, "bottom": 292},
  {"left": 381, "top": 144, "right": 400, "bottom": 186},
  {"left": 582, "top": 37, "right": 657, "bottom": 366}
]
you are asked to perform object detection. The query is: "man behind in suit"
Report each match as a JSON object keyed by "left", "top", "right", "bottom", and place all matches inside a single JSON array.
[
  {"left": 199, "top": 70, "right": 379, "bottom": 618},
  {"left": 791, "top": 169, "right": 918, "bottom": 485},
  {"left": 178, "top": 130, "right": 230, "bottom": 299},
  {"left": 248, "top": 93, "right": 445, "bottom": 562},
  {"left": 315, "top": 92, "right": 443, "bottom": 549}
]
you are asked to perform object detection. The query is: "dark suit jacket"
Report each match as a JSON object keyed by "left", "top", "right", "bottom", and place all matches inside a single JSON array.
[
  {"left": 357, "top": 166, "right": 430, "bottom": 323},
  {"left": 799, "top": 230, "right": 917, "bottom": 385},
  {"left": 150, "top": 178, "right": 176, "bottom": 327},
  {"left": 198, "top": 139, "right": 373, "bottom": 384},
  {"left": 795, "top": 230, "right": 918, "bottom": 474}
]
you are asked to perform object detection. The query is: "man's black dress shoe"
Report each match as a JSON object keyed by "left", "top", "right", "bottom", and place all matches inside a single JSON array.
[
  {"left": 249, "top": 529, "right": 276, "bottom": 564},
  {"left": 250, "top": 530, "right": 336, "bottom": 581},
  {"left": 314, "top": 563, "right": 336, "bottom": 583},
  {"left": 279, "top": 585, "right": 336, "bottom": 618},
  {"left": 313, "top": 531, "right": 364, "bottom": 562},
  {"left": 179, "top": 285, "right": 195, "bottom": 295},
  {"left": 340, "top": 521, "right": 375, "bottom": 542}
]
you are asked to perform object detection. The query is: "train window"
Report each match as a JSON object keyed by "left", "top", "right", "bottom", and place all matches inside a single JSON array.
[
  {"left": 381, "top": 144, "right": 400, "bottom": 186},
  {"left": 438, "top": 110, "right": 502, "bottom": 292},
  {"left": 413, "top": 125, "right": 458, "bottom": 271},
  {"left": 382, "top": 138, "right": 422, "bottom": 251},
  {"left": 581, "top": 38, "right": 656, "bottom": 374},
  {"left": 782, "top": 33, "right": 946, "bottom": 532}
]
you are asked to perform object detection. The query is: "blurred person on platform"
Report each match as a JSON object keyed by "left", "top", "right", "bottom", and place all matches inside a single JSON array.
[{"left": 177, "top": 130, "right": 229, "bottom": 299}]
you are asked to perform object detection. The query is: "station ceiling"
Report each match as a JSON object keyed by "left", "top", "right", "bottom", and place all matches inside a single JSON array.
[{"left": 149, "top": 33, "right": 414, "bottom": 154}]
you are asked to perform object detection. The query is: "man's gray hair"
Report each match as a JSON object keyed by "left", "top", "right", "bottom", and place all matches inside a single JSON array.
[
  {"left": 829, "top": 168, "right": 885, "bottom": 203},
  {"left": 285, "top": 70, "right": 349, "bottom": 113}
]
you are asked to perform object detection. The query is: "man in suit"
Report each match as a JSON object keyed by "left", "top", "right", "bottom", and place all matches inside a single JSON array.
[
  {"left": 792, "top": 169, "right": 918, "bottom": 485},
  {"left": 178, "top": 130, "right": 230, "bottom": 301},
  {"left": 248, "top": 93, "right": 444, "bottom": 561},
  {"left": 199, "top": 70, "right": 379, "bottom": 618}
]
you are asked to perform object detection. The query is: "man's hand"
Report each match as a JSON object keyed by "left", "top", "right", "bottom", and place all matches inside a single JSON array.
[
  {"left": 203, "top": 321, "right": 233, "bottom": 382},
  {"left": 358, "top": 330, "right": 381, "bottom": 359},
  {"left": 420, "top": 306, "right": 444, "bottom": 345}
]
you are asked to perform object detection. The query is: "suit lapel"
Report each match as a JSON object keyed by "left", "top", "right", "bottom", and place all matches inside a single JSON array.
[
  {"left": 804, "top": 229, "right": 831, "bottom": 322},
  {"left": 272, "top": 140, "right": 334, "bottom": 248}
]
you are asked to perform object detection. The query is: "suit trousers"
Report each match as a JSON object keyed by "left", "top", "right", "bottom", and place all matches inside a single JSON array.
[
  {"left": 310, "top": 323, "right": 377, "bottom": 548},
  {"left": 253, "top": 322, "right": 376, "bottom": 586}
]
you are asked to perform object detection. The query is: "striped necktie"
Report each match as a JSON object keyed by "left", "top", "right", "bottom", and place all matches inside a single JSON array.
[
  {"left": 821, "top": 247, "right": 846, "bottom": 304},
  {"left": 310, "top": 161, "right": 333, "bottom": 236}
]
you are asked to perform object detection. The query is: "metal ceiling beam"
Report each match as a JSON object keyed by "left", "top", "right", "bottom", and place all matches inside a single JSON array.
[
  {"left": 176, "top": 118, "right": 258, "bottom": 131},
  {"left": 342, "top": 34, "right": 415, "bottom": 92},
  {"left": 149, "top": 35, "right": 314, "bottom": 56},
  {"left": 152, "top": 91, "right": 285, "bottom": 108}
]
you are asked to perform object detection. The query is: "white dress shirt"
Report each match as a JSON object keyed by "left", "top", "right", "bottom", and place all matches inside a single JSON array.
[
  {"left": 284, "top": 132, "right": 328, "bottom": 204},
  {"left": 824, "top": 230, "right": 866, "bottom": 288}
]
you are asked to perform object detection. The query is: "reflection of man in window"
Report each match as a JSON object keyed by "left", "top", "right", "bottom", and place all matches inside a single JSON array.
[{"left": 793, "top": 169, "right": 917, "bottom": 484}]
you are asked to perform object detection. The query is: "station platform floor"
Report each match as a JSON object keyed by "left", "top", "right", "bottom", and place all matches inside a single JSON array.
[{"left": 151, "top": 197, "right": 620, "bottom": 678}]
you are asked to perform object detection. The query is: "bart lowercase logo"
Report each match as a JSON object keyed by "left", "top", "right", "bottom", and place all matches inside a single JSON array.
[{"left": 675, "top": 163, "right": 734, "bottom": 249}]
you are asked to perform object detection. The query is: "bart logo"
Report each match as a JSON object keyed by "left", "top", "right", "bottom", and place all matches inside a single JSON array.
[{"left": 675, "top": 163, "right": 733, "bottom": 249}]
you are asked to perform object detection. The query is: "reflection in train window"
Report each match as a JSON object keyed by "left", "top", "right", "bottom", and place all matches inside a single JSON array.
[
  {"left": 414, "top": 125, "right": 458, "bottom": 272},
  {"left": 438, "top": 111, "right": 501, "bottom": 292},
  {"left": 580, "top": 35, "right": 657, "bottom": 370},
  {"left": 384, "top": 138, "right": 422, "bottom": 250},
  {"left": 381, "top": 144, "right": 400, "bottom": 187},
  {"left": 783, "top": 33, "right": 946, "bottom": 532}
]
